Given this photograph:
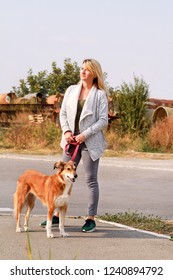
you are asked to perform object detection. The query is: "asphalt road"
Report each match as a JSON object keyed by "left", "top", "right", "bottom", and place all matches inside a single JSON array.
[{"left": 0, "top": 153, "right": 173, "bottom": 219}]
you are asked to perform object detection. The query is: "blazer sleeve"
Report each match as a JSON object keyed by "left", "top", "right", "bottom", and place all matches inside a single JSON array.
[{"left": 59, "top": 86, "right": 73, "bottom": 134}]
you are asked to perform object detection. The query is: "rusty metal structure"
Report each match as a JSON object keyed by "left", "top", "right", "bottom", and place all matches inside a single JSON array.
[
  {"left": 0, "top": 92, "right": 173, "bottom": 127},
  {"left": 0, "top": 92, "right": 63, "bottom": 126},
  {"left": 146, "top": 98, "right": 173, "bottom": 123}
]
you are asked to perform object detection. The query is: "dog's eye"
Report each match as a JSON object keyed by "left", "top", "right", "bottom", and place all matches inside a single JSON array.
[{"left": 67, "top": 167, "right": 71, "bottom": 171}]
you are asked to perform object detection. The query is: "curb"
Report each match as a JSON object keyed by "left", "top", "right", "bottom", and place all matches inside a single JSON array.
[{"left": 96, "top": 218, "right": 171, "bottom": 240}]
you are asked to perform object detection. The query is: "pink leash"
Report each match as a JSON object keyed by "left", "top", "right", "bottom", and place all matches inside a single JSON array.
[{"left": 65, "top": 137, "right": 80, "bottom": 161}]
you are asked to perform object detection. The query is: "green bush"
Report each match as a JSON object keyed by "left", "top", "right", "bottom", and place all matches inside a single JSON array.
[{"left": 117, "top": 76, "right": 149, "bottom": 136}]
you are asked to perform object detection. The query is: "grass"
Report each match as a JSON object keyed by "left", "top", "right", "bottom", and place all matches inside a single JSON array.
[
  {"left": 26, "top": 230, "right": 32, "bottom": 260},
  {"left": 99, "top": 211, "right": 173, "bottom": 237},
  {"left": 25, "top": 230, "right": 52, "bottom": 260}
]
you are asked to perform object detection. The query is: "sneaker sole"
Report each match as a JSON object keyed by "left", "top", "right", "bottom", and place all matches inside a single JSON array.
[
  {"left": 82, "top": 227, "right": 96, "bottom": 233},
  {"left": 39, "top": 224, "right": 59, "bottom": 228}
]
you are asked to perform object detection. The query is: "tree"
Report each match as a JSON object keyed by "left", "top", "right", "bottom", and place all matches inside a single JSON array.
[
  {"left": 49, "top": 58, "right": 80, "bottom": 94},
  {"left": 117, "top": 76, "right": 149, "bottom": 136},
  {"left": 12, "top": 58, "right": 80, "bottom": 97}
]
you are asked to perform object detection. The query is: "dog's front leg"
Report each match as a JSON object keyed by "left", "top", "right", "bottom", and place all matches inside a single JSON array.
[
  {"left": 46, "top": 209, "right": 54, "bottom": 238},
  {"left": 59, "top": 206, "right": 69, "bottom": 237}
]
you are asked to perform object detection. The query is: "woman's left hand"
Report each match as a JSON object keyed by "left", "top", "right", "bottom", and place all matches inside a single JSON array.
[{"left": 75, "top": 133, "right": 86, "bottom": 144}]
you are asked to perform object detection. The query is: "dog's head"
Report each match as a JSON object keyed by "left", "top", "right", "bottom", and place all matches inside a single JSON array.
[{"left": 54, "top": 160, "right": 78, "bottom": 183}]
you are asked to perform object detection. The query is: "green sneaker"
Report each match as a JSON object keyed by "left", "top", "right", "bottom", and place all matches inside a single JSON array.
[
  {"left": 39, "top": 216, "right": 59, "bottom": 227},
  {"left": 82, "top": 219, "right": 96, "bottom": 232}
]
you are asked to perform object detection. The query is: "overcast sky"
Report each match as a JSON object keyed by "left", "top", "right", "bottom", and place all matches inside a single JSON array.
[{"left": 1, "top": 0, "right": 173, "bottom": 99}]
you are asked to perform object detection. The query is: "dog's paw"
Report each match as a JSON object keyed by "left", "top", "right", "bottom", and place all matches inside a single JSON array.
[
  {"left": 60, "top": 231, "right": 69, "bottom": 237},
  {"left": 24, "top": 226, "right": 29, "bottom": 232},
  {"left": 47, "top": 233, "right": 55, "bottom": 238},
  {"left": 16, "top": 227, "right": 23, "bottom": 233}
]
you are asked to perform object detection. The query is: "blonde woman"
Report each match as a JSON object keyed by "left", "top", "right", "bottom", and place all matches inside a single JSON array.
[{"left": 40, "top": 59, "right": 108, "bottom": 232}]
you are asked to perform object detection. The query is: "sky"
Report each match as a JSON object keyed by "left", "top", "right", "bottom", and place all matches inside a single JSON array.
[{"left": 0, "top": 0, "right": 173, "bottom": 99}]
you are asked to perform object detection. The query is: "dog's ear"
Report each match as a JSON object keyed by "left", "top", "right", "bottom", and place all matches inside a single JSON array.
[{"left": 54, "top": 161, "right": 64, "bottom": 171}]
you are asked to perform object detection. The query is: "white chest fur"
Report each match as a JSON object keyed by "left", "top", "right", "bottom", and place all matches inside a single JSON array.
[{"left": 54, "top": 180, "right": 72, "bottom": 207}]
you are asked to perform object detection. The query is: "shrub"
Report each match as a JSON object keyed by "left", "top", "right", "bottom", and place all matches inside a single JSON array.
[{"left": 117, "top": 76, "right": 149, "bottom": 136}]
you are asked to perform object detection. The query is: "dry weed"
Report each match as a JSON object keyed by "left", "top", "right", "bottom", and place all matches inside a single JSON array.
[{"left": 149, "top": 116, "right": 173, "bottom": 151}]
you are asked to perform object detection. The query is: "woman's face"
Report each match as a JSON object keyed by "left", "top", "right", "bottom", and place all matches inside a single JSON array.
[{"left": 80, "top": 63, "right": 94, "bottom": 84}]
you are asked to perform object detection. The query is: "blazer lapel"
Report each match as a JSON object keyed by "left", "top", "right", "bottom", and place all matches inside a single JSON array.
[
  {"left": 67, "top": 83, "right": 82, "bottom": 116},
  {"left": 80, "top": 86, "right": 97, "bottom": 121}
]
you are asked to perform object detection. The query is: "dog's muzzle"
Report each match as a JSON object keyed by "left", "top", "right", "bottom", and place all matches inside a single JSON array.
[{"left": 68, "top": 174, "right": 78, "bottom": 183}]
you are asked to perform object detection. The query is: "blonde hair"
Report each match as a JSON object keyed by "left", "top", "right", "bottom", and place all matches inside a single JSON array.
[{"left": 81, "top": 59, "right": 109, "bottom": 98}]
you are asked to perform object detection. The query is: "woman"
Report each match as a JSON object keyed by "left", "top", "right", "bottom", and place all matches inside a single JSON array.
[{"left": 40, "top": 58, "right": 108, "bottom": 232}]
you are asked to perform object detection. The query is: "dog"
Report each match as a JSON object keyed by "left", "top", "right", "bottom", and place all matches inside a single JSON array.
[{"left": 13, "top": 160, "right": 77, "bottom": 238}]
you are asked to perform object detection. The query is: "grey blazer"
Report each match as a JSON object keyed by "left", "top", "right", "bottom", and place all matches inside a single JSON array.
[{"left": 60, "top": 83, "right": 108, "bottom": 161}]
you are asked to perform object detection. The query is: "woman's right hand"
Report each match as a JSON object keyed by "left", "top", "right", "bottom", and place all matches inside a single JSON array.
[{"left": 64, "top": 131, "right": 74, "bottom": 143}]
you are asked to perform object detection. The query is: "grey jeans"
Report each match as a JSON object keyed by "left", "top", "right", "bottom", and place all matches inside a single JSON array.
[{"left": 62, "top": 143, "right": 100, "bottom": 216}]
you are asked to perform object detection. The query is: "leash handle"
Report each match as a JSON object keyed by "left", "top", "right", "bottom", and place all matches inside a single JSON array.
[{"left": 65, "top": 136, "right": 80, "bottom": 161}]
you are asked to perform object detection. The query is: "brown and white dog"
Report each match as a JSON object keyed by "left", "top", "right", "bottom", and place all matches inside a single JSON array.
[{"left": 13, "top": 160, "right": 77, "bottom": 238}]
